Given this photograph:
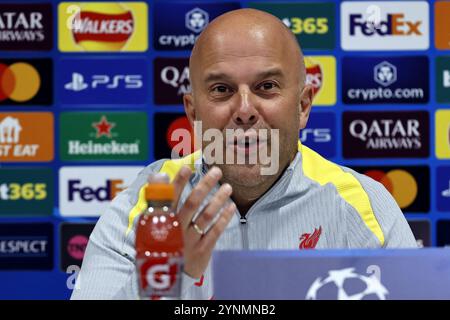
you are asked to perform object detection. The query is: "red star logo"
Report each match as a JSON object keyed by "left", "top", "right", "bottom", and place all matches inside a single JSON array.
[{"left": 92, "top": 116, "right": 115, "bottom": 138}]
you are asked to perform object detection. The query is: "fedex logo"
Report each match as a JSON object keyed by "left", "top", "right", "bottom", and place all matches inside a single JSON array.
[
  {"left": 59, "top": 166, "right": 143, "bottom": 217},
  {"left": 341, "top": 2, "right": 429, "bottom": 51},
  {"left": 349, "top": 13, "right": 422, "bottom": 36},
  {"left": 68, "top": 179, "right": 124, "bottom": 202}
]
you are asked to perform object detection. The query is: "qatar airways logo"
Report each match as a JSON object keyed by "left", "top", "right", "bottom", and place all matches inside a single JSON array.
[
  {"left": 343, "top": 111, "right": 429, "bottom": 158},
  {"left": 0, "top": 4, "right": 53, "bottom": 51},
  {"left": 349, "top": 119, "right": 421, "bottom": 147}
]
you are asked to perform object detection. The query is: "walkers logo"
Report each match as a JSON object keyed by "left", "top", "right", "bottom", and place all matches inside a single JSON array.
[
  {"left": 0, "top": 59, "right": 52, "bottom": 105},
  {"left": 0, "top": 223, "right": 53, "bottom": 270},
  {"left": 60, "top": 223, "right": 96, "bottom": 271},
  {"left": 0, "top": 168, "right": 53, "bottom": 216},
  {"left": 60, "top": 112, "right": 148, "bottom": 161},
  {"left": 342, "top": 56, "right": 429, "bottom": 104},
  {"left": 58, "top": 2, "right": 148, "bottom": 52},
  {"left": 436, "top": 57, "right": 450, "bottom": 103},
  {"left": 300, "top": 112, "right": 335, "bottom": 158},
  {"left": 435, "top": 2, "right": 450, "bottom": 50},
  {"left": 305, "top": 56, "right": 336, "bottom": 106},
  {"left": 59, "top": 58, "right": 148, "bottom": 104},
  {"left": 343, "top": 111, "right": 429, "bottom": 158},
  {"left": 249, "top": 2, "right": 335, "bottom": 50},
  {"left": 435, "top": 109, "right": 450, "bottom": 159},
  {"left": 154, "top": 113, "right": 196, "bottom": 159},
  {"left": 59, "top": 166, "right": 143, "bottom": 217},
  {"left": 353, "top": 166, "right": 429, "bottom": 213},
  {"left": 154, "top": 58, "right": 190, "bottom": 105},
  {"left": 341, "top": 1, "right": 429, "bottom": 50},
  {"left": 436, "top": 166, "right": 450, "bottom": 212},
  {"left": 154, "top": 2, "right": 240, "bottom": 50},
  {"left": 0, "top": 4, "right": 52, "bottom": 51},
  {"left": 407, "top": 220, "right": 430, "bottom": 248},
  {"left": 0, "top": 112, "right": 54, "bottom": 162}
]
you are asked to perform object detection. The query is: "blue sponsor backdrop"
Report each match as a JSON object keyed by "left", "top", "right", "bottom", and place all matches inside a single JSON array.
[
  {"left": 0, "top": 0, "right": 448, "bottom": 299},
  {"left": 57, "top": 58, "right": 149, "bottom": 105},
  {"left": 342, "top": 56, "right": 429, "bottom": 104},
  {"left": 0, "top": 223, "right": 53, "bottom": 270},
  {"left": 299, "top": 112, "right": 336, "bottom": 158},
  {"left": 437, "top": 166, "right": 450, "bottom": 212},
  {"left": 153, "top": 2, "right": 240, "bottom": 50}
]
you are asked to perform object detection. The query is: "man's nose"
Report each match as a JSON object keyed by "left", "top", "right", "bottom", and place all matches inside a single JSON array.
[{"left": 232, "top": 89, "right": 259, "bottom": 127}]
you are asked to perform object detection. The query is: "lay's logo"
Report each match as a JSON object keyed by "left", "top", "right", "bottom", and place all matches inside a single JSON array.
[
  {"left": 305, "top": 56, "right": 336, "bottom": 106},
  {"left": 58, "top": 2, "right": 148, "bottom": 52}
]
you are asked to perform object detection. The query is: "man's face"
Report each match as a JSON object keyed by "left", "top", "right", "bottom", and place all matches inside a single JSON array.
[{"left": 185, "top": 27, "right": 309, "bottom": 188}]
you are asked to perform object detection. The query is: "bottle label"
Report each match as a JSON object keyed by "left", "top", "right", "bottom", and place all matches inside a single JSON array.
[{"left": 137, "top": 255, "right": 183, "bottom": 298}]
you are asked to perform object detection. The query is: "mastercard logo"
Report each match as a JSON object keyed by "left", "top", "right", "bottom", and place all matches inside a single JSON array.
[
  {"left": 166, "top": 116, "right": 195, "bottom": 156},
  {"left": 364, "top": 169, "right": 418, "bottom": 209},
  {"left": 0, "top": 62, "right": 41, "bottom": 102}
]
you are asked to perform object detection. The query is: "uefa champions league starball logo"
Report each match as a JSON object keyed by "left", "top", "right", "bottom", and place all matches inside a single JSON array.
[{"left": 306, "top": 267, "right": 389, "bottom": 300}]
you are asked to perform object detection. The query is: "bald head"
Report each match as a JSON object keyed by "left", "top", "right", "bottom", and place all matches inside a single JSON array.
[
  {"left": 189, "top": 8, "right": 306, "bottom": 92},
  {"left": 182, "top": 8, "right": 314, "bottom": 196}
]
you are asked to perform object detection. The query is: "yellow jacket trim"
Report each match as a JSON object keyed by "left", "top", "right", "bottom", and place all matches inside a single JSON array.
[{"left": 298, "top": 141, "right": 385, "bottom": 246}]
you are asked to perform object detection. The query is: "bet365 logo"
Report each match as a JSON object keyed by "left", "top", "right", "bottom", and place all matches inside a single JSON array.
[
  {"left": 248, "top": 2, "right": 335, "bottom": 50},
  {"left": 0, "top": 183, "right": 47, "bottom": 201},
  {"left": 0, "top": 168, "right": 53, "bottom": 216},
  {"left": 282, "top": 17, "right": 328, "bottom": 35}
]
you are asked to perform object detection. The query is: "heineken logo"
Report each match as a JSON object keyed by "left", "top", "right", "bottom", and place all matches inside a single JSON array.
[
  {"left": 92, "top": 115, "right": 115, "bottom": 138},
  {"left": 60, "top": 112, "right": 148, "bottom": 161}
]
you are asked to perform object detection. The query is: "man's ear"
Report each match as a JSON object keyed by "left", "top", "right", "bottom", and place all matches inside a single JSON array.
[
  {"left": 299, "top": 84, "right": 313, "bottom": 130},
  {"left": 183, "top": 93, "right": 196, "bottom": 128}
]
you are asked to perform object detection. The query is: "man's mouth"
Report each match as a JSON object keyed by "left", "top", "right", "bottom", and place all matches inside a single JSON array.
[{"left": 229, "top": 135, "right": 268, "bottom": 154}]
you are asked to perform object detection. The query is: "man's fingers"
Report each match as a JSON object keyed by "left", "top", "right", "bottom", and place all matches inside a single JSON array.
[
  {"left": 187, "top": 183, "right": 232, "bottom": 241},
  {"left": 172, "top": 165, "right": 192, "bottom": 211},
  {"left": 200, "top": 202, "right": 236, "bottom": 251},
  {"left": 178, "top": 166, "right": 222, "bottom": 229}
]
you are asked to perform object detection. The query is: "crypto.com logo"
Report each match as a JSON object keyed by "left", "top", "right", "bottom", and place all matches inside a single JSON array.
[
  {"left": 169, "top": 121, "right": 280, "bottom": 176},
  {"left": 374, "top": 61, "right": 397, "bottom": 87},
  {"left": 185, "top": 7, "right": 209, "bottom": 33}
]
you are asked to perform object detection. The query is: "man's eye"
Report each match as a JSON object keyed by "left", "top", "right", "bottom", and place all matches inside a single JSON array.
[
  {"left": 258, "top": 82, "right": 277, "bottom": 91},
  {"left": 212, "top": 85, "right": 230, "bottom": 93}
]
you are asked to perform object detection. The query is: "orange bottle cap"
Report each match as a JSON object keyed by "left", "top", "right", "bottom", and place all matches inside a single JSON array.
[{"left": 145, "top": 183, "right": 175, "bottom": 201}]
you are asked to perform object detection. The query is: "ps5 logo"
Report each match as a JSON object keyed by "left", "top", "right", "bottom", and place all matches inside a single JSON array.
[
  {"left": 300, "top": 128, "right": 331, "bottom": 143},
  {"left": 64, "top": 73, "right": 143, "bottom": 92}
]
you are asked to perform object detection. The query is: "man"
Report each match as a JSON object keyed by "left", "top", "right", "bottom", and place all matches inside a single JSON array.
[{"left": 71, "top": 8, "right": 416, "bottom": 300}]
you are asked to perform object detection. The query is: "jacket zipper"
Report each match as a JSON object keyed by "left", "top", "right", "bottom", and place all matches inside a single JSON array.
[
  {"left": 240, "top": 216, "right": 249, "bottom": 249},
  {"left": 237, "top": 167, "right": 294, "bottom": 250}
]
